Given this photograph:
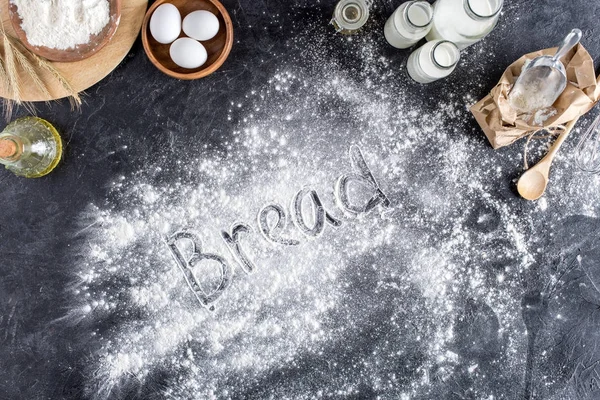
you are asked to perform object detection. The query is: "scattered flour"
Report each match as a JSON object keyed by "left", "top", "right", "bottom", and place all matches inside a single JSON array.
[
  {"left": 67, "top": 6, "right": 600, "bottom": 400},
  {"left": 532, "top": 107, "right": 558, "bottom": 126}
]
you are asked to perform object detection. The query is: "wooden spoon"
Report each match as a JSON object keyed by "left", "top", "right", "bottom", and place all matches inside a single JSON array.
[{"left": 517, "top": 117, "right": 580, "bottom": 201}]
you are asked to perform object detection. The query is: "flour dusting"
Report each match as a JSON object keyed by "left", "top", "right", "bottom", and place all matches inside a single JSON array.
[{"left": 69, "top": 8, "right": 600, "bottom": 400}]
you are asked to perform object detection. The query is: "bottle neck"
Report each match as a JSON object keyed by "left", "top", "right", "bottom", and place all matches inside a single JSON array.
[
  {"left": 0, "top": 135, "right": 23, "bottom": 163},
  {"left": 401, "top": 1, "right": 432, "bottom": 33},
  {"left": 463, "top": 0, "right": 503, "bottom": 21}
]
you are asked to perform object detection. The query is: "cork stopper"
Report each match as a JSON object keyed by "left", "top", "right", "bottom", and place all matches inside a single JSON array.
[{"left": 0, "top": 138, "right": 17, "bottom": 159}]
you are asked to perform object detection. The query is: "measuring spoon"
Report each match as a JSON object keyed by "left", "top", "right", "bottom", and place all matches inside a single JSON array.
[{"left": 509, "top": 29, "right": 582, "bottom": 114}]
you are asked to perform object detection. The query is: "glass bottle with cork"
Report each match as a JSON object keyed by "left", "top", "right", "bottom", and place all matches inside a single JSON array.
[{"left": 0, "top": 117, "right": 63, "bottom": 178}]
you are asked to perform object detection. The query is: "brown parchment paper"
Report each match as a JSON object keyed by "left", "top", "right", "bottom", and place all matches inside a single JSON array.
[{"left": 470, "top": 44, "right": 600, "bottom": 149}]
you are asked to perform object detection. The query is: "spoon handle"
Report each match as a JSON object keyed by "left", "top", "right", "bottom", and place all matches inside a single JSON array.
[
  {"left": 544, "top": 117, "right": 580, "bottom": 162},
  {"left": 553, "top": 29, "right": 583, "bottom": 62}
]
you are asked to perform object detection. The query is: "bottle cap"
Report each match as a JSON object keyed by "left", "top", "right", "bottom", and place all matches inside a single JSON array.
[{"left": 0, "top": 138, "right": 17, "bottom": 159}]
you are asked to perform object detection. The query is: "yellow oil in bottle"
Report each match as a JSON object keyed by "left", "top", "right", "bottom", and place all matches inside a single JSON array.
[{"left": 0, "top": 117, "right": 63, "bottom": 178}]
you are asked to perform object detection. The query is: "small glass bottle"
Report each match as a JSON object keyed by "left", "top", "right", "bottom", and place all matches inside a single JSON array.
[
  {"left": 0, "top": 117, "right": 63, "bottom": 178},
  {"left": 407, "top": 40, "right": 460, "bottom": 84},
  {"left": 384, "top": 1, "right": 433, "bottom": 49},
  {"left": 331, "top": 0, "right": 370, "bottom": 35},
  {"left": 426, "top": 0, "right": 503, "bottom": 50}
]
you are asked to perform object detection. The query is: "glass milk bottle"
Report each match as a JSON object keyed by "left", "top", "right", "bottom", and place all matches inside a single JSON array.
[
  {"left": 407, "top": 40, "right": 460, "bottom": 83},
  {"left": 384, "top": 1, "right": 433, "bottom": 49},
  {"left": 426, "top": 0, "right": 503, "bottom": 49},
  {"left": 0, "top": 117, "right": 63, "bottom": 178}
]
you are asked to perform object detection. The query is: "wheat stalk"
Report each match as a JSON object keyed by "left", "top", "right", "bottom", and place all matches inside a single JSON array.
[
  {"left": 2, "top": 33, "right": 22, "bottom": 119},
  {"left": 33, "top": 53, "right": 82, "bottom": 110},
  {"left": 0, "top": 18, "right": 81, "bottom": 118},
  {"left": 9, "top": 40, "right": 52, "bottom": 102},
  {"left": 0, "top": 53, "right": 14, "bottom": 120},
  {"left": 0, "top": 17, "right": 18, "bottom": 119}
]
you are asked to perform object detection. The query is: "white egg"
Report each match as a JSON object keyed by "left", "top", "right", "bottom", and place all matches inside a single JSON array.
[
  {"left": 150, "top": 3, "right": 181, "bottom": 44},
  {"left": 182, "top": 10, "right": 220, "bottom": 41},
  {"left": 170, "top": 38, "right": 208, "bottom": 69}
]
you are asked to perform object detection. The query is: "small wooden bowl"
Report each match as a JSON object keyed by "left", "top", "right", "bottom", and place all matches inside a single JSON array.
[
  {"left": 9, "top": 0, "right": 122, "bottom": 63},
  {"left": 142, "top": 0, "right": 233, "bottom": 80}
]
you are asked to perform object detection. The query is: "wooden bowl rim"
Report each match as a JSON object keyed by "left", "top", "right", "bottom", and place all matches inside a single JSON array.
[
  {"left": 141, "top": 0, "right": 233, "bottom": 80},
  {"left": 8, "top": 0, "right": 123, "bottom": 63}
]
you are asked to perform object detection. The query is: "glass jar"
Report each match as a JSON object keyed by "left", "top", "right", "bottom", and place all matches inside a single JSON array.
[
  {"left": 426, "top": 0, "right": 503, "bottom": 49},
  {"left": 331, "top": 0, "right": 371, "bottom": 35},
  {"left": 0, "top": 117, "right": 62, "bottom": 178},
  {"left": 407, "top": 40, "right": 460, "bottom": 83},
  {"left": 384, "top": 1, "right": 433, "bottom": 49}
]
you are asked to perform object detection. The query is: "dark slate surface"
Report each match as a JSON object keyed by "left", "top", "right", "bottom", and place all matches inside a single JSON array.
[{"left": 1, "top": 0, "right": 600, "bottom": 399}]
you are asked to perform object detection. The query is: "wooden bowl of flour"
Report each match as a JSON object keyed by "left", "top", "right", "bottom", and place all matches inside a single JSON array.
[{"left": 8, "top": 0, "right": 122, "bottom": 62}]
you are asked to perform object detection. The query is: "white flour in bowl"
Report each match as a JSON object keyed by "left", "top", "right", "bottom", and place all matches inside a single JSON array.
[{"left": 11, "top": 0, "right": 110, "bottom": 50}]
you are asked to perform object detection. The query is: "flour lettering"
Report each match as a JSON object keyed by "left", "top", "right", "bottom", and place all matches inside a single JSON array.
[
  {"left": 291, "top": 188, "right": 342, "bottom": 238},
  {"left": 166, "top": 145, "right": 390, "bottom": 309},
  {"left": 166, "top": 231, "right": 233, "bottom": 311},
  {"left": 221, "top": 223, "right": 257, "bottom": 274}
]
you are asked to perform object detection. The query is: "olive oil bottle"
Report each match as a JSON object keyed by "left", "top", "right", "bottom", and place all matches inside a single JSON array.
[{"left": 0, "top": 117, "right": 62, "bottom": 178}]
